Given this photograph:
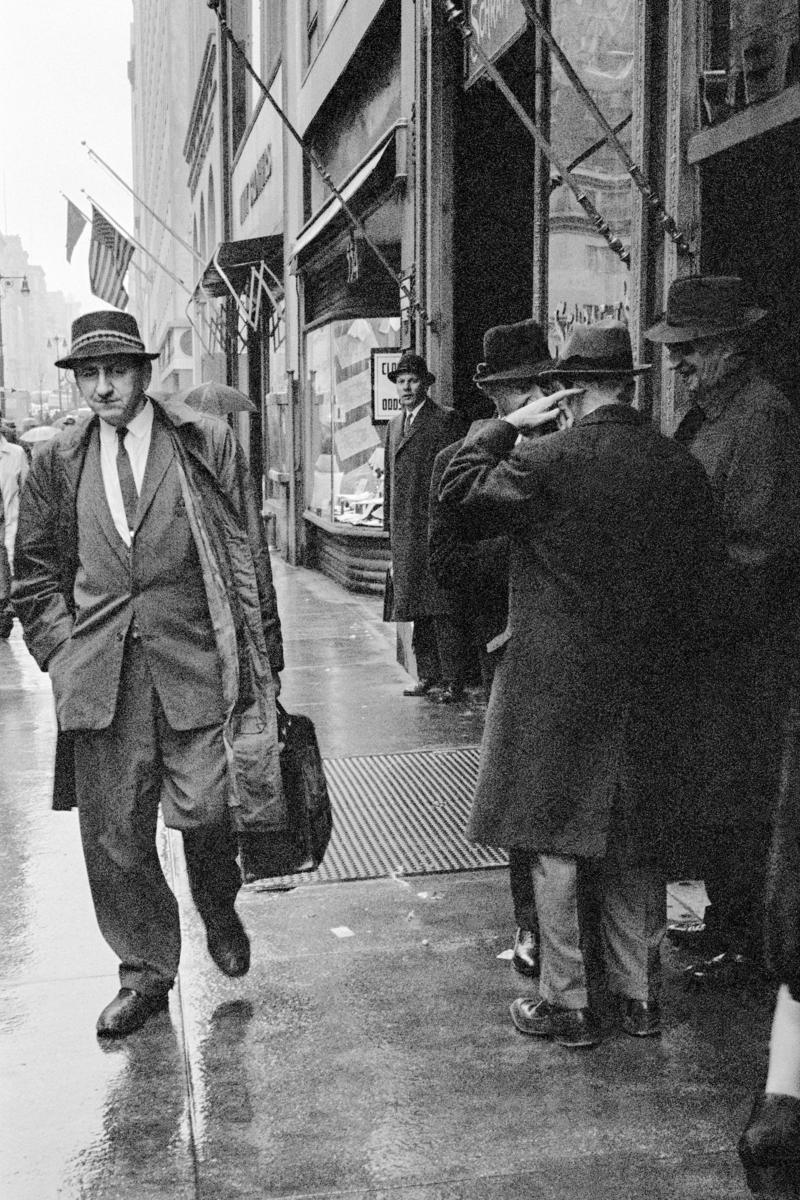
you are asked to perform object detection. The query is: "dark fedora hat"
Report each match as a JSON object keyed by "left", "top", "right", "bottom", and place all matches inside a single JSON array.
[
  {"left": 387, "top": 352, "right": 435, "bottom": 385},
  {"left": 55, "top": 310, "right": 159, "bottom": 369},
  {"left": 644, "top": 275, "right": 767, "bottom": 344},
  {"left": 541, "top": 320, "right": 650, "bottom": 378},
  {"left": 473, "top": 318, "right": 552, "bottom": 384}
]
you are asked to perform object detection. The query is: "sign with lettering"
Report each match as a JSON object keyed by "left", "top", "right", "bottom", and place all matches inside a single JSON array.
[
  {"left": 465, "top": 0, "right": 527, "bottom": 88},
  {"left": 371, "top": 348, "right": 403, "bottom": 423}
]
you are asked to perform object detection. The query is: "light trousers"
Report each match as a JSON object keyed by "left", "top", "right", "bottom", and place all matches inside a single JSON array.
[{"left": 534, "top": 852, "right": 666, "bottom": 1010}]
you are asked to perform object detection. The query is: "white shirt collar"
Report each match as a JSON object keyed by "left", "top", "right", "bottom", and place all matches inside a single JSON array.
[{"left": 99, "top": 398, "right": 154, "bottom": 443}]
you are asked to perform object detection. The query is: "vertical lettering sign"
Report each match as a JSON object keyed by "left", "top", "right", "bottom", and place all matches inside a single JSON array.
[
  {"left": 371, "top": 349, "right": 402, "bottom": 424},
  {"left": 465, "top": 0, "right": 527, "bottom": 89}
]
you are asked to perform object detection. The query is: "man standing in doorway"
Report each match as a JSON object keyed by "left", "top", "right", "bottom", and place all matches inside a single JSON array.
[
  {"left": 0, "top": 420, "right": 28, "bottom": 638},
  {"left": 383, "top": 351, "right": 464, "bottom": 702},
  {"left": 13, "top": 310, "right": 284, "bottom": 1039},
  {"left": 645, "top": 275, "right": 800, "bottom": 984}
]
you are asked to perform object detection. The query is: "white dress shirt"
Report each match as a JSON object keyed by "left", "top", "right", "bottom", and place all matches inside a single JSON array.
[{"left": 98, "top": 400, "right": 154, "bottom": 546}]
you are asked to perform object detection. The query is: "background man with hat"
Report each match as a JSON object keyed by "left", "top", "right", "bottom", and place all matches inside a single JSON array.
[
  {"left": 429, "top": 317, "right": 554, "bottom": 979},
  {"left": 0, "top": 417, "right": 28, "bottom": 638},
  {"left": 12, "top": 310, "right": 284, "bottom": 1039},
  {"left": 383, "top": 351, "right": 464, "bottom": 702},
  {"left": 646, "top": 275, "right": 800, "bottom": 987},
  {"left": 441, "top": 321, "right": 726, "bottom": 1047}
]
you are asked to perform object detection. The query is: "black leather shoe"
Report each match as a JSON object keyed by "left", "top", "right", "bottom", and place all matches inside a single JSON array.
[
  {"left": 207, "top": 911, "right": 251, "bottom": 977},
  {"left": 738, "top": 1093, "right": 800, "bottom": 1197},
  {"left": 96, "top": 988, "right": 169, "bottom": 1037},
  {"left": 512, "top": 927, "right": 539, "bottom": 978},
  {"left": 403, "top": 679, "right": 437, "bottom": 697},
  {"left": 509, "top": 997, "right": 600, "bottom": 1047},
  {"left": 618, "top": 997, "right": 661, "bottom": 1037},
  {"left": 432, "top": 683, "right": 466, "bottom": 705}
]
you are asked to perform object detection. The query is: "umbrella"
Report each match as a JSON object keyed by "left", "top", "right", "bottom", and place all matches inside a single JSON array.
[
  {"left": 20, "top": 425, "right": 58, "bottom": 444},
  {"left": 171, "top": 381, "right": 256, "bottom": 415}
]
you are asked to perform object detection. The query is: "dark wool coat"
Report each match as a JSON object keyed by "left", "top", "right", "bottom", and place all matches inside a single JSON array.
[
  {"left": 440, "top": 407, "right": 727, "bottom": 865},
  {"left": 384, "top": 398, "right": 462, "bottom": 621},
  {"left": 428, "top": 436, "right": 509, "bottom": 648}
]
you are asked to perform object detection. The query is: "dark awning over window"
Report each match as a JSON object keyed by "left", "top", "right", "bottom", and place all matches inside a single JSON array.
[{"left": 200, "top": 234, "right": 283, "bottom": 298}]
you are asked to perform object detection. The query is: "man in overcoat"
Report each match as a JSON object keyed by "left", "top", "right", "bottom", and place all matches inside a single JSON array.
[
  {"left": 441, "top": 322, "right": 726, "bottom": 1047},
  {"left": 429, "top": 318, "right": 554, "bottom": 979},
  {"left": 12, "top": 311, "right": 284, "bottom": 1038},
  {"left": 646, "top": 275, "right": 800, "bottom": 984},
  {"left": 383, "top": 351, "right": 464, "bottom": 702},
  {"left": 0, "top": 422, "right": 28, "bottom": 638}
]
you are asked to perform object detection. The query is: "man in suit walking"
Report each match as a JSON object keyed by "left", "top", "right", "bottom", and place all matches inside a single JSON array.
[
  {"left": 441, "top": 323, "right": 726, "bottom": 1047},
  {"left": 0, "top": 423, "right": 27, "bottom": 638},
  {"left": 13, "top": 311, "right": 284, "bottom": 1038},
  {"left": 383, "top": 352, "right": 464, "bottom": 702}
]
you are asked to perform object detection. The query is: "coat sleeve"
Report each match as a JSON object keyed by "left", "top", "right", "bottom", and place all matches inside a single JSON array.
[
  {"left": 232, "top": 438, "right": 284, "bottom": 674},
  {"left": 383, "top": 421, "right": 393, "bottom": 537},
  {"left": 11, "top": 445, "right": 74, "bottom": 669},
  {"left": 428, "top": 442, "right": 510, "bottom": 603},
  {"left": 439, "top": 419, "right": 548, "bottom": 534}
]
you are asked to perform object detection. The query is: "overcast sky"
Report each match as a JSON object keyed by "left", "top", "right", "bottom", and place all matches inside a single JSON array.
[{"left": 0, "top": 2, "right": 134, "bottom": 310}]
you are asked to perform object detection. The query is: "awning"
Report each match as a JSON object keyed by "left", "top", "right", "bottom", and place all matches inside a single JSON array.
[
  {"left": 291, "top": 131, "right": 399, "bottom": 262},
  {"left": 200, "top": 234, "right": 283, "bottom": 298}
]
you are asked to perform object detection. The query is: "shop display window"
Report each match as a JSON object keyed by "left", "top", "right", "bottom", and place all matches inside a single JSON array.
[
  {"left": 547, "top": 0, "right": 633, "bottom": 351},
  {"left": 306, "top": 315, "right": 400, "bottom": 527}
]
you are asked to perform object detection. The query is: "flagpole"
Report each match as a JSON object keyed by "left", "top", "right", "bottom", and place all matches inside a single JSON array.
[
  {"left": 82, "top": 141, "right": 205, "bottom": 267},
  {"left": 82, "top": 191, "right": 193, "bottom": 297}
]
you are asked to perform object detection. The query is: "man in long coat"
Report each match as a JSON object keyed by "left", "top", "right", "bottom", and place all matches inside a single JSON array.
[
  {"left": 383, "top": 351, "right": 464, "bottom": 701},
  {"left": 441, "top": 322, "right": 726, "bottom": 1048},
  {"left": 646, "top": 275, "right": 800, "bottom": 983},
  {"left": 13, "top": 311, "right": 284, "bottom": 1038},
  {"left": 0, "top": 423, "right": 28, "bottom": 638}
]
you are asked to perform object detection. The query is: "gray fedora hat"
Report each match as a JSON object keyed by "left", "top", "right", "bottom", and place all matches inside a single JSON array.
[
  {"left": 541, "top": 321, "right": 650, "bottom": 378},
  {"left": 644, "top": 276, "right": 767, "bottom": 344},
  {"left": 473, "top": 318, "right": 553, "bottom": 384},
  {"left": 55, "top": 310, "right": 159, "bottom": 369}
]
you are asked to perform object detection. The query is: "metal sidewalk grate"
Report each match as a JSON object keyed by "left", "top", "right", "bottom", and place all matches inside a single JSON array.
[{"left": 247, "top": 746, "right": 509, "bottom": 889}]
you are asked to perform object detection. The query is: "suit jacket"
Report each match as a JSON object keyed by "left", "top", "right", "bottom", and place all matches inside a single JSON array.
[
  {"left": 13, "top": 398, "right": 285, "bottom": 813},
  {"left": 440, "top": 406, "right": 728, "bottom": 864},
  {"left": 383, "top": 398, "right": 462, "bottom": 620}
]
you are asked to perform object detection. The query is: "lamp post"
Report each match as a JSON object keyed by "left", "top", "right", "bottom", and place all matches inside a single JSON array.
[
  {"left": 0, "top": 274, "right": 31, "bottom": 420},
  {"left": 47, "top": 336, "right": 68, "bottom": 413}
]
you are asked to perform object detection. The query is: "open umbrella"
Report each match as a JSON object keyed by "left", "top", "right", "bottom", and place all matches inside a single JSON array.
[
  {"left": 171, "top": 382, "right": 256, "bottom": 416},
  {"left": 20, "top": 425, "right": 58, "bottom": 444}
]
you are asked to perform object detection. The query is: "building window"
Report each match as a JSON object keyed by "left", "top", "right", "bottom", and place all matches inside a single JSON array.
[{"left": 306, "top": 316, "right": 400, "bottom": 526}]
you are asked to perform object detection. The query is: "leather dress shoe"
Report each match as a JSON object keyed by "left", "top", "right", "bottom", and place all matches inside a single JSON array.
[
  {"left": 403, "top": 679, "right": 438, "bottom": 697},
  {"left": 509, "top": 997, "right": 600, "bottom": 1047},
  {"left": 96, "top": 987, "right": 169, "bottom": 1038},
  {"left": 738, "top": 1093, "right": 800, "bottom": 1197},
  {"left": 512, "top": 927, "right": 539, "bottom": 978},
  {"left": 618, "top": 997, "right": 661, "bottom": 1037},
  {"left": 206, "top": 911, "right": 251, "bottom": 977}
]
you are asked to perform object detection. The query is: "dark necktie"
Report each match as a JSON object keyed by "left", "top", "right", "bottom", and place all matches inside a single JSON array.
[
  {"left": 115, "top": 426, "right": 138, "bottom": 533},
  {"left": 674, "top": 405, "right": 706, "bottom": 445}
]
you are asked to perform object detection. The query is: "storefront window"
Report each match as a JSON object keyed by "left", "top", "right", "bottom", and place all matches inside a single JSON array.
[
  {"left": 547, "top": 0, "right": 633, "bottom": 354},
  {"left": 306, "top": 315, "right": 400, "bottom": 526},
  {"left": 264, "top": 311, "right": 290, "bottom": 486}
]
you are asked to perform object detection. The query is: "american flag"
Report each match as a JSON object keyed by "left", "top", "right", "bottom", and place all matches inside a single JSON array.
[{"left": 88, "top": 207, "right": 134, "bottom": 310}]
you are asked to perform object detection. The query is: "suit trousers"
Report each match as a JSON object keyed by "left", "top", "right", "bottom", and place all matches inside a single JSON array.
[
  {"left": 412, "top": 614, "right": 473, "bottom": 685},
  {"left": 73, "top": 635, "right": 240, "bottom": 996},
  {"left": 534, "top": 852, "right": 665, "bottom": 1009}
]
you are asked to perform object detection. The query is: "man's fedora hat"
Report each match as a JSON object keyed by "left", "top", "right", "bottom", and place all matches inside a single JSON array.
[
  {"left": 644, "top": 275, "right": 768, "bottom": 344},
  {"left": 541, "top": 320, "right": 650, "bottom": 378},
  {"left": 473, "top": 318, "right": 552, "bottom": 384},
  {"left": 387, "top": 351, "right": 435, "bottom": 385},
  {"left": 55, "top": 310, "right": 159, "bottom": 369}
]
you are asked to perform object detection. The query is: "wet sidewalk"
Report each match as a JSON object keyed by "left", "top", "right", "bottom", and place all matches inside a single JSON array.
[{"left": 0, "top": 557, "right": 770, "bottom": 1199}]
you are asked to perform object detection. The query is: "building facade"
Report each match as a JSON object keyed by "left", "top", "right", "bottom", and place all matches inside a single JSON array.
[{"left": 128, "top": 0, "right": 800, "bottom": 590}]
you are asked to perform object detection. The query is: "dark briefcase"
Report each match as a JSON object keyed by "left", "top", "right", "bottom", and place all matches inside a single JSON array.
[{"left": 238, "top": 700, "right": 333, "bottom": 883}]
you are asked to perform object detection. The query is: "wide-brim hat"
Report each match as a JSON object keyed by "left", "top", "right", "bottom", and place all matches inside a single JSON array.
[
  {"left": 541, "top": 320, "right": 650, "bottom": 378},
  {"left": 473, "top": 318, "right": 553, "bottom": 384},
  {"left": 644, "top": 275, "right": 768, "bottom": 344},
  {"left": 387, "top": 351, "right": 435, "bottom": 385},
  {"left": 55, "top": 310, "right": 159, "bottom": 369}
]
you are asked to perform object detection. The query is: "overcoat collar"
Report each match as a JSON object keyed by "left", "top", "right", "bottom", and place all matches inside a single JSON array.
[
  {"left": 397, "top": 396, "right": 432, "bottom": 449},
  {"left": 577, "top": 404, "right": 645, "bottom": 428}
]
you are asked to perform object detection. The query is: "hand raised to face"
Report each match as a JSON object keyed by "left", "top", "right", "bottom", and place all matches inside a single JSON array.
[{"left": 503, "top": 387, "right": 584, "bottom": 432}]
